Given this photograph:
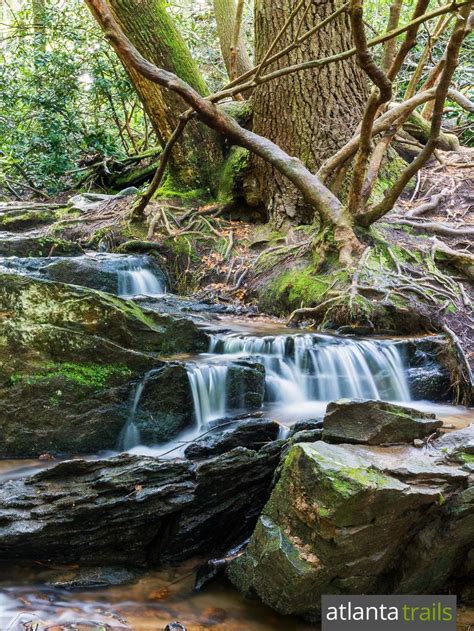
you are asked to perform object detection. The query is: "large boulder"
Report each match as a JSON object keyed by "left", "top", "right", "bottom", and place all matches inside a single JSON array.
[
  {"left": 323, "top": 400, "right": 442, "bottom": 445},
  {"left": 228, "top": 435, "right": 471, "bottom": 620},
  {"left": 0, "top": 273, "right": 208, "bottom": 456},
  {"left": 0, "top": 440, "right": 282, "bottom": 566}
]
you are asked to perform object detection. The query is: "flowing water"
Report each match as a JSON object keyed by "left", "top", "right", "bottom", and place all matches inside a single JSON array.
[
  {"left": 117, "top": 265, "right": 165, "bottom": 298},
  {"left": 0, "top": 252, "right": 166, "bottom": 297},
  {"left": 186, "top": 332, "right": 412, "bottom": 430}
]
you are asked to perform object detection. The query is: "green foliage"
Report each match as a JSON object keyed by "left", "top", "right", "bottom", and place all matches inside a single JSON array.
[{"left": 0, "top": 0, "right": 151, "bottom": 194}]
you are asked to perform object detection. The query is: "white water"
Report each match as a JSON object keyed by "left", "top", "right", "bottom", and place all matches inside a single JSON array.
[
  {"left": 117, "top": 267, "right": 165, "bottom": 298},
  {"left": 187, "top": 333, "right": 412, "bottom": 426},
  {"left": 118, "top": 371, "right": 158, "bottom": 450},
  {"left": 187, "top": 363, "right": 229, "bottom": 430}
]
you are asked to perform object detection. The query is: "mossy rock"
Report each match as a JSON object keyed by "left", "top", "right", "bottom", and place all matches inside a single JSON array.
[
  {"left": 0, "top": 274, "right": 209, "bottom": 456},
  {"left": 0, "top": 208, "right": 57, "bottom": 231},
  {"left": 228, "top": 439, "right": 469, "bottom": 619},
  {"left": 0, "top": 234, "right": 82, "bottom": 257}
]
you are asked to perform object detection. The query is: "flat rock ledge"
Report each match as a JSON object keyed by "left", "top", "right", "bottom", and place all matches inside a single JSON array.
[{"left": 0, "top": 429, "right": 283, "bottom": 567}]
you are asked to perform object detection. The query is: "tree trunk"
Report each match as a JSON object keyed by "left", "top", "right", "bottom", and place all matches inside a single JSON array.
[
  {"left": 213, "top": 0, "right": 253, "bottom": 79},
  {"left": 252, "top": 0, "right": 368, "bottom": 227},
  {"left": 104, "top": 0, "right": 221, "bottom": 191}
]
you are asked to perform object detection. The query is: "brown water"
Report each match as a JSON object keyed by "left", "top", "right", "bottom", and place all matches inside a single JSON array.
[
  {"left": 0, "top": 561, "right": 317, "bottom": 630},
  {"left": 1, "top": 563, "right": 472, "bottom": 630}
]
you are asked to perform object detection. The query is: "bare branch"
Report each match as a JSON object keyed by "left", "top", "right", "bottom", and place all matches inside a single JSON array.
[
  {"left": 360, "top": 1, "right": 473, "bottom": 226},
  {"left": 132, "top": 115, "right": 190, "bottom": 219},
  {"left": 347, "top": 0, "right": 393, "bottom": 213}
]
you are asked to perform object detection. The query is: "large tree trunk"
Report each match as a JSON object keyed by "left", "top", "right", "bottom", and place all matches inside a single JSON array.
[
  {"left": 213, "top": 0, "right": 253, "bottom": 79},
  {"left": 252, "top": 0, "right": 368, "bottom": 227},
  {"left": 104, "top": 0, "right": 221, "bottom": 191}
]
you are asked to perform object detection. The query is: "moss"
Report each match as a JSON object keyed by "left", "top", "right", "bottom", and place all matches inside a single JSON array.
[
  {"left": 218, "top": 146, "right": 251, "bottom": 202},
  {"left": 13, "top": 362, "right": 132, "bottom": 390},
  {"left": 260, "top": 265, "right": 349, "bottom": 315},
  {"left": 369, "top": 150, "right": 415, "bottom": 205},
  {"left": 0, "top": 210, "right": 52, "bottom": 227},
  {"left": 155, "top": 173, "right": 207, "bottom": 201}
]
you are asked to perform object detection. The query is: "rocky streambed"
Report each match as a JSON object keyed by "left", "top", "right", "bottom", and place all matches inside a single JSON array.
[{"left": 0, "top": 212, "right": 472, "bottom": 630}]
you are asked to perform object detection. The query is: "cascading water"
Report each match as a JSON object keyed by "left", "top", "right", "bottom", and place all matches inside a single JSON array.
[
  {"left": 187, "top": 363, "right": 229, "bottom": 429},
  {"left": 118, "top": 371, "right": 156, "bottom": 450},
  {"left": 117, "top": 265, "right": 165, "bottom": 298},
  {"left": 187, "top": 333, "right": 412, "bottom": 426}
]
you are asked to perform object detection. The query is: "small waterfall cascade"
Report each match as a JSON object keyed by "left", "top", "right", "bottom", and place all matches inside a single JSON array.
[
  {"left": 117, "top": 262, "right": 165, "bottom": 298},
  {"left": 187, "top": 363, "right": 229, "bottom": 429},
  {"left": 212, "top": 333, "right": 411, "bottom": 402},
  {"left": 187, "top": 333, "right": 412, "bottom": 427},
  {"left": 118, "top": 371, "right": 156, "bottom": 450}
]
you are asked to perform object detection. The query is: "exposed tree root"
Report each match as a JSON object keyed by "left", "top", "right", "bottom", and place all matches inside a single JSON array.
[{"left": 394, "top": 219, "right": 474, "bottom": 237}]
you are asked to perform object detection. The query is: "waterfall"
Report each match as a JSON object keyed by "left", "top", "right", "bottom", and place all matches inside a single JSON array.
[
  {"left": 211, "top": 333, "right": 411, "bottom": 402},
  {"left": 187, "top": 333, "right": 412, "bottom": 427},
  {"left": 187, "top": 363, "right": 229, "bottom": 429},
  {"left": 117, "top": 265, "right": 165, "bottom": 298},
  {"left": 118, "top": 371, "right": 156, "bottom": 450}
]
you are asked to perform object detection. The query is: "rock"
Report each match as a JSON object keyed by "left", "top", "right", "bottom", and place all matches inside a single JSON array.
[
  {"left": 47, "top": 566, "right": 141, "bottom": 590},
  {"left": 133, "top": 364, "right": 195, "bottom": 443},
  {"left": 0, "top": 207, "right": 57, "bottom": 231},
  {"left": 287, "top": 428, "right": 323, "bottom": 446},
  {"left": 323, "top": 400, "right": 442, "bottom": 445},
  {"left": 226, "top": 360, "right": 266, "bottom": 411},
  {"left": 43, "top": 254, "right": 166, "bottom": 295},
  {"left": 164, "top": 623, "right": 187, "bottom": 631},
  {"left": 228, "top": 437, "right": 470, "bottom": 620},
  {"left": 0, "top": 273, "right": 208, "bottom": 456},
  {"left": 435, "top": 424, "right": 474, "bottom": 467},
  {"left": 414, "top": 439, "right": 424, "bottom": 448},
  {"left": 400, "top": 336, "right": 453, "bottom": 402},
  {"left": 289, "top": 420, "right": 324, "bottom": 436},
  {"left": 0, "top": 442, "right": 282, "bottom": 566},
  {"left": 0, "top": 232, "right": 82, "bottom": 257},
  {"left": 184, "top": 418, "right": 280, "bottom": 459}
]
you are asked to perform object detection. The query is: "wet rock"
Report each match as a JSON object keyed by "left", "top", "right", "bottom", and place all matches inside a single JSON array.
[
  {"left": 0, "top": 442, "right": 282, "bottom": 566},
  {"left": 0, "top": 274, "right": 208, "bottom": 456},
  {"left": 323, "top": 400, "right": 442, "bottom": 445},
  {"left": 228, "top": 437, "right": 471, "bottom": 620},
  {"left": 42, "top": 254, "right": 166, "bottom": 294},
  {"left": 47, "top": 566, "right": 142, "bottom": 590},
  {"left": 164, "top": 623, "right": 187, "bottom": 631},
  {"left": 184, "top": 418, "right": 280, "bottom": 459},
  {"left": 134, "top": 364, "right": 195, "bottom": 443},
  {"left": 400, "top": 336, "right": 453, "bottom": 402},
  {"left": 289, "top": 420, "right": 324, "bottom": 436},
  {"left": 226, "top": 360, "right": 266, "bottom": 411}
]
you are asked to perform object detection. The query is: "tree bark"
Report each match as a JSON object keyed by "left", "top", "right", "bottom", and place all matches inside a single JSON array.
[
  {"left": 252, "top": 0, "right": 368, "bottom": 227},
  {"left": 213, "top": 0, "right": 253, "bottom": 80},
  {"left": 103, "top": 0, "right": 221, "bottom": 191}
]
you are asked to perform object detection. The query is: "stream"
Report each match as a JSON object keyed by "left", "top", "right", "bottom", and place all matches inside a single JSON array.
[{"left": 1, "top": 252, "right": 472, "bottom": 630}]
